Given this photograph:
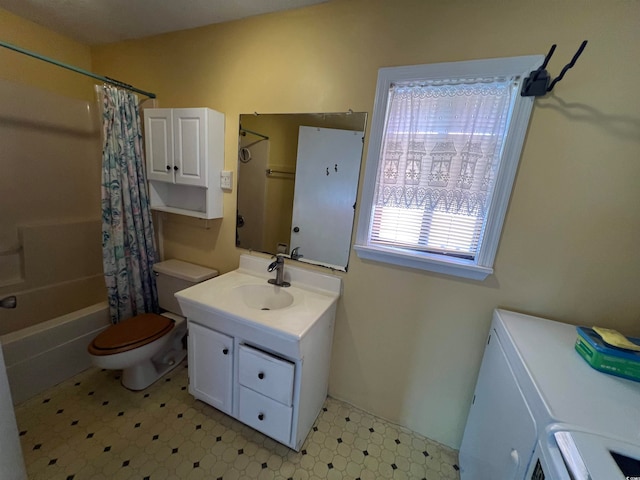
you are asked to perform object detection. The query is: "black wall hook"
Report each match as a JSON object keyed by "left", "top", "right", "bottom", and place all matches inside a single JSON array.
[{"left": 521, "top": 40, "right": 588, "bottom": 97}]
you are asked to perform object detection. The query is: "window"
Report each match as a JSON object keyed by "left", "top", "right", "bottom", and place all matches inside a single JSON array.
[{"left": 354, "top": 56, "right": 543, "bottom": 280}]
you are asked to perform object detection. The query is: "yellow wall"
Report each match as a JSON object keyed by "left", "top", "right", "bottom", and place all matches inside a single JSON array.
[
  {"left": 91, "top": 0, "right": 640, "bottom": 448},
  {"left": 0, "top": 8, "right": 93, "bottom": 99}
]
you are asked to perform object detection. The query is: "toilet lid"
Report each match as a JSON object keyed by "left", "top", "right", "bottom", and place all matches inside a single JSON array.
[{"left": 90, "top": 313, "right": 174, "bottom": 354}]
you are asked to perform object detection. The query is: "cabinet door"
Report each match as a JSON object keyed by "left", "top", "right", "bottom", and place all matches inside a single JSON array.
[
  {"left": 459, "top": 331, "right": 537, "bottom": 480},
  {"left": 173, "top": 108, "right": 207, "bottom": 187},
  {"left": 188, "top": 322, "right": 233, "bottom": 414},
  {"left": 144, "top": 108, "right": 174, "bottom": 182}
]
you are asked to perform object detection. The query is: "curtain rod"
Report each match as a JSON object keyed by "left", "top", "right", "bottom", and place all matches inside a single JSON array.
[
  {"left": 266, "top": 168, "right": 295, "bottom": 176},
  {"left": 0, "top": 40, "right": 156, "bottom": 99},
  {"left": 240, "top": 127, "right": 269, "bottom": 140}
]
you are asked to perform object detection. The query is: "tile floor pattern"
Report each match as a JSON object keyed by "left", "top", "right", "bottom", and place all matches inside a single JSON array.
[{"left": 15, "top": 362, "right": 460, "bottom": 480}]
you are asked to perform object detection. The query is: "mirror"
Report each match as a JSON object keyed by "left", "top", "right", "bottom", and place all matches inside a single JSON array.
[{"left": 237, "top": 112, "right": 367, "bottom": 271}]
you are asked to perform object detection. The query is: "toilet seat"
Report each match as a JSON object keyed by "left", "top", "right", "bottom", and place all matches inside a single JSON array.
[{"left": 88, "top": 313, "right": 174, "bottom": 356}]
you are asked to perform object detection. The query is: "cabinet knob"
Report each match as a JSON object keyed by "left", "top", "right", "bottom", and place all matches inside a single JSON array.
[
  {"left": 258, "top": 413, "right": 264, "bottom": 421},
  {"left": 173, "top": 165, "right": 179, "bottom": 171},
  {"left": 222, "top": 348, "right": 229, "bottom": 355},
  {"left": 258, "top": 372, "right": 265, "bottom": 380},
  {"left": 166, "top": 165, "right": 171, "bottom": 171},
  {"left": 293, "top": 226, "right": 300, "bottom": 233}
]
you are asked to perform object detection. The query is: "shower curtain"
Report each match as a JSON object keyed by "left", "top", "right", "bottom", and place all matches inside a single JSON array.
[{"left": 100, "top": 85, "right": 158, "bottom": 323}]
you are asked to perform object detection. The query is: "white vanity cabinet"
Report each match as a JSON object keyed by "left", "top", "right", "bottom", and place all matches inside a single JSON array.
[
  {"left": 144, "top": 107, "right": 224, "bottom": 219},
  {"left": 177, "top": 254, "right": 342, "bottom": 451},
  {"left": 185, "top": 307, "right": 336, "bottom": 451}
]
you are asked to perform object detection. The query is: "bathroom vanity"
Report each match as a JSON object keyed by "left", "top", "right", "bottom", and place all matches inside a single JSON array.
[{"left": 175, "top": 254, "right": 341, "bottom": 450}]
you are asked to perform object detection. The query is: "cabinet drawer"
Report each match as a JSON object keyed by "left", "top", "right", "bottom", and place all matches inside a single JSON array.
[
  {"left": 238, "top": 386, "right": 292, "bottom": 445},
  {"left": 239, "top": 345, "right": 294, "bottom": 406}
]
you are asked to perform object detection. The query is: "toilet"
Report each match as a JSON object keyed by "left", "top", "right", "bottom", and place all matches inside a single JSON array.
[{"left": 88, "top": 259, "right": 218, "bottom": 390}]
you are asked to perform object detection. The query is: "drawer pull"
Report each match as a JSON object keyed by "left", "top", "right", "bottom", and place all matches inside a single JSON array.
[
  {"left": 258, "top": 372, "right": 265, "bottom": 380},
  {"left": 223, "top": 348, "right": 229, "bottom": 355},
  {"left": 258, "top": 413, "right": 265, "bottom": 421}
]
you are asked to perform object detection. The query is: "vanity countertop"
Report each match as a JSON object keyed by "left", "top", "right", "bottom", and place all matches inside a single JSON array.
[{"left": 175, "top": 255, "right": 341, "bottom": 341}]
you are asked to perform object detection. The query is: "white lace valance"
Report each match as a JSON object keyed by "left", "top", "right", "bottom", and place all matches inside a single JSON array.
[{"left": 375, "top": 77, "right": 516, "bottom": 218}]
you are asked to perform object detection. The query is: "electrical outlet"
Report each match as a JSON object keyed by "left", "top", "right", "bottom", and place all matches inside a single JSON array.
[{"left": 220, "top": 170, "right": 233, "bottom": 190}]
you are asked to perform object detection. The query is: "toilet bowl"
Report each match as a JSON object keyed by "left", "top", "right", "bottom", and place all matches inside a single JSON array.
[
  {"left": 88, "top": 260, "right": 218, "bottom": 390},
  {"left": 88, "top": 312, "right": 187, "bottom": 390}
]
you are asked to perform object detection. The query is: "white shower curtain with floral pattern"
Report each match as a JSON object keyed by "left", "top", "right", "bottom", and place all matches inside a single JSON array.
[{"left": 100, "top": 85, "right": 158, "bottom": 323}]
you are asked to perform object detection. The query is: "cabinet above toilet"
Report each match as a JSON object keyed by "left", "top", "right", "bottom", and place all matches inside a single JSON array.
[{"left": 144, "top": 107, "right": 225, "bottom": 219}]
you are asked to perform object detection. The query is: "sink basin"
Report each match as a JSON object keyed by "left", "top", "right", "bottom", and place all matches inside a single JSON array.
[
  {"left": 175, "top": 254, "right": 342, "bottom": 339},
  {"left": 235, "top": 284, "right": 294, "bottom": 311}
]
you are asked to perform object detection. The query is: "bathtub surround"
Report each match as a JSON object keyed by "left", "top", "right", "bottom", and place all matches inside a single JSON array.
[
  {"left": 99, "top": 85, "right": 158, "bottom": 323},
  {"left": 0, "top": 77, "right": 104, "bottom": 336}
]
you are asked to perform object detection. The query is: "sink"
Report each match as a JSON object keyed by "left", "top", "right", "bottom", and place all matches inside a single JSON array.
[
  {"left": 235, "top": 284, "right": 294, "bottom": 311},
  {"left": 175, "top": 254, "right": 342, "bottom": 339}
]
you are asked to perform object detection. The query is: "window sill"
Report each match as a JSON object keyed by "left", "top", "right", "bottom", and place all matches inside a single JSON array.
[{"left": 353, "top": 244, "right": 493, "bottom": 281}]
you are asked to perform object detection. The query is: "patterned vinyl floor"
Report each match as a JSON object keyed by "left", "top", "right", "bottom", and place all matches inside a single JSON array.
[{"left": 14, "top": 361, "right": 461, "bottom": 480}]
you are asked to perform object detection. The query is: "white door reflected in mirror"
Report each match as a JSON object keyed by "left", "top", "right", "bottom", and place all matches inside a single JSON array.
[{"left": 290, "top": 126, "right": 363, "bottom": 269}]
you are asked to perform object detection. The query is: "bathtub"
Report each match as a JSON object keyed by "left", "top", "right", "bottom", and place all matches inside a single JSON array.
[{"left": 0, "top": 302, "right": 111, "bottom": 405}]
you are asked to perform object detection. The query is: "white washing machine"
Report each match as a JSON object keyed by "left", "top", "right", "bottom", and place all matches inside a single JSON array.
[{"left": 459, "top": 309, "right": 640, "bottom": 480}]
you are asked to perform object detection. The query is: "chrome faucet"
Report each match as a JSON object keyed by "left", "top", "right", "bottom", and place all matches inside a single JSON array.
[
  {"left": 267, "top": 255, "right": 290, "bottom": 287},
  {"left": 290, "top": 247, "right": 303, "bottom": 260}
]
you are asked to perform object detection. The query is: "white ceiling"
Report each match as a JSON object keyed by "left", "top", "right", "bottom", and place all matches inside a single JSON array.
[{"left": 0, "top": 0, "right": 328, "bottom": 45}]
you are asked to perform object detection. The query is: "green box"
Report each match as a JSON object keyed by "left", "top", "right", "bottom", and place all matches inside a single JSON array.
[{"left": 575, "top": 327, "right": 640, "bottom": 382}]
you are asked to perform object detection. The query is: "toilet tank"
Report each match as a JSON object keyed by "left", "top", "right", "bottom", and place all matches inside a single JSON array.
[{"left": 153, "top": 259, "right": 218, "bottom": 315}]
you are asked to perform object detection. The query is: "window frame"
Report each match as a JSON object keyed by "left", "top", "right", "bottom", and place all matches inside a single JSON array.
[{"left": 354, "top": 55, "right": 543, "bottom": 280}]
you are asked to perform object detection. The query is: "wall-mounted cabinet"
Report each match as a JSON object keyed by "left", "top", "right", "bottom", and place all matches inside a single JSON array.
[{"left": 144, "top": 107, "right": 224, "bottom": 219}]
